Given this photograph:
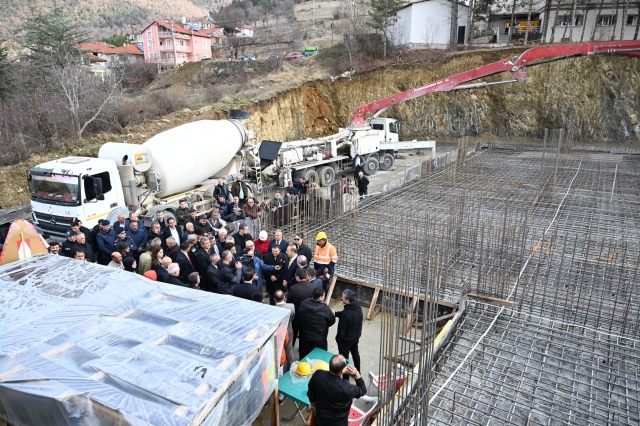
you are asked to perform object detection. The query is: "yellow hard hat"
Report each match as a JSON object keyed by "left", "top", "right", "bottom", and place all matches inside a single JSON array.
[
  {"left": 316, "top": 231, "right": 327, "bottom": 241},
  {"left": 313, "top": 360, "right": 329, "bottom": 372},
  {"left": 296, "top": 362, "right": 312, "bottom": 376}
]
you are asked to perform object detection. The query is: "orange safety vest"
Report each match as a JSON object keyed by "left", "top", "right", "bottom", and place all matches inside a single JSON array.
[{"left": 314, "top": 242, "right": 338, "bottom": 265}]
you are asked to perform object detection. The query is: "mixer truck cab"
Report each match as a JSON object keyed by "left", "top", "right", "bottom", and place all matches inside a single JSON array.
[{"left": 29, "top": 157, "right": 126, "bottom": 238}]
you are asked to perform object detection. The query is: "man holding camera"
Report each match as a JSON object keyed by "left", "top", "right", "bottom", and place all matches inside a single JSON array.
[
  {"left": 217, "top": 250, "right": 243, "bottom": 295},
  {"left": 240, "top": 246, "right": 278, "bottom": 291}
]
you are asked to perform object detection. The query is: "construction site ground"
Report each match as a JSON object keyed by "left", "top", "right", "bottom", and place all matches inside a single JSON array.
[{"left": 252, "top": 136, "right": 640, "bottom": 425}]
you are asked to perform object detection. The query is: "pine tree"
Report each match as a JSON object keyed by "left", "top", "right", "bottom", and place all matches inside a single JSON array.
[{"left": 367, "top": 0, "right": 405, "bottom": 59}]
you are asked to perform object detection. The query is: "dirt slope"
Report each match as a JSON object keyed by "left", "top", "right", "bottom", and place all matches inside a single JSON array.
[{"left": 2, "top": 48, "right": 639, "bottom": 208}]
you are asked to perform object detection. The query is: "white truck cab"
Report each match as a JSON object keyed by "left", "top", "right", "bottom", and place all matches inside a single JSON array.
[
  {"left": 369, "top": 117, "right": 401, "bottom": 144},
  {"left": 29, "top": 157, "right": 127, "bottom": 238}
]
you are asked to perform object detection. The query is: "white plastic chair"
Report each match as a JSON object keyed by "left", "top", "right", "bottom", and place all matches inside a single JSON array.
[{"left": 348, "top": 395, "right": 379, "bottom": 426}]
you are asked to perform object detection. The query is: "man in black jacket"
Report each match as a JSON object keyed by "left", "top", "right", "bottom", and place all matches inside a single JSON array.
[
  {"left": 286, "top": 269, "right": 317, "bottom": 345},
  {"left": 233, "top": 224, "right": 253, "bottom": 253},
  {"left": 217, "top": 250, "right": 243, "bottom": 295},
  {"left": 213, "top": 178, "right": 231, "bottom": 202},
  {"left": 264, "top": 245, "right": 287, "bottom": 304},
  {"left": 334, "top": 289, "right": 363, "bottom": 380},
  {"left": 165, "top": 263, "right": 187, "bottom": 286},
  {"left": 356, "top": 171, "right": 369, "bottom": 198},
  {"left": 297, "top": 287, "right": 336, "bottom": 359},
  {"left": 293, "top": 233, "right": 313, "bottom": 262},
  {"left": 175, "top": 241, "right": 194, "bottom": 284},
  {"left": 194, "top": 237, "right": 213, "bottom": 279},
  {"left": 307, "top": 355, "right": 367, "bottom": 426},
  {"left": 205, "top": 253, "right": 220, "bottom": 292},
  {"left": 61, "top": 230, "right": 77, "bottom": 257},
  {"left": 233, "top": 268, "right": 262, "bottom": 300},
  {"left": 72, "top": 232, "right": 97, "bottom": 263}
]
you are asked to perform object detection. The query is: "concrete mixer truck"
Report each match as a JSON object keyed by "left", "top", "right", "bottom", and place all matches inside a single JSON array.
[{"left": 28, "top": 115, "right": 254, "bottom": 238}]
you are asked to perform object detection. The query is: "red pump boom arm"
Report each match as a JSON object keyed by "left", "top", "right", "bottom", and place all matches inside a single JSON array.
[{"left": 349, "top": 41, "right": 640, "bottom": 128}]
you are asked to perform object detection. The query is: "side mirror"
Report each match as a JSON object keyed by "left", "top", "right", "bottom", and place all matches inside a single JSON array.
[{"left": 93, "top": 178, "right": 104, "bottom": 200}]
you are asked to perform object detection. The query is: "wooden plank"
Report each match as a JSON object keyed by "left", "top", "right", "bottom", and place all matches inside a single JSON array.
[
  {"left": 325, "top": 275, "right": 338, "bottom": 304},
  {"left": 403, "top": 296, "right": 419, "bottom": 335},
  {"left": 270, "top": 382, "right": 280, "bottom": 426},
  {"left": 467, "top": 293, "right": 517, "bottom": 308},
  {"left": 367, "top": 287, "right": 380, "bottom": 320},
  {"left": 369, "top": 306, "right": 382, "bottom": 321},
  {"left": 335, "top": 274, "right": 458, "bottom": 309}
]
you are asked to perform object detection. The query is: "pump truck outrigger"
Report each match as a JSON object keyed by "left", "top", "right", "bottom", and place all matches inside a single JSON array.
[{"left": 28, "top": 41, "right": 640, "bottom": 238}]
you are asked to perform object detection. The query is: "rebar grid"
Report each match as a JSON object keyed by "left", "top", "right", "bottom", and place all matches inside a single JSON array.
[
  {"left": 429, "top": 301, "right": 640, "bottom": 426},
  {"left": 309, "top": 131, "right": 640, "bottom": 425}
]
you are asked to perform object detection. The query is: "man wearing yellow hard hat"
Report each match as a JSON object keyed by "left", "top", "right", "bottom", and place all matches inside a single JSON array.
[{"left": 313, "top": 231, "right": 338, "bottom": 291}]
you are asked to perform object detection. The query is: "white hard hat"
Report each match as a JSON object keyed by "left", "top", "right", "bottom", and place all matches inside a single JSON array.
[{"left": 259, "top": 230, "right": 268, "bottom": 241}]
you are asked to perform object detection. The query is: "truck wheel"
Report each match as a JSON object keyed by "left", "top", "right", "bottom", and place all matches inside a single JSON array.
[
  {"left": 304, "top": 169, "right": 320, "bottom": 186},
  {"left": 379, "top": 153, "right": 395, "bottom": 171},
  {"left": 363, "top": 157, "right": 379, "bottom": 175},
  {"left": 318, "top": 166, "right": 335, "bottom": 187}
]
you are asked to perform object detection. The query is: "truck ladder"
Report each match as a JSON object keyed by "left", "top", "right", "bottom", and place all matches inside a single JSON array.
[{"left": 252, "top": 155, "right": 263, "bottom": 194}]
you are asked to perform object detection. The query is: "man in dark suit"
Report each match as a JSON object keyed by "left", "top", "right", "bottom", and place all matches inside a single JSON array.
[
  {"left": 162, "top": 217, "right": 182, "bottom": 249},
  {"left": 233, "top": 268, "right": 262, "bottom": 300},
  {"left": 282, "top": 245, "right": 299, "bottom": 289},
  {"left": 165, "top": 263, "right": 187, "bottom": 286},
  {"left": 264, "top": 244, "right": 287, "bottom": 305},
  {"left": 286, "top": 268, "right": 318, "bottom": 346},
  {"left": 175, "top": 241, "right": 194, "bottom": 284},
  {"left": 268, "top": 229, "right": 288, "bottom": 252},
  {"left": 205, "top": 253, "right": 220, "bottom": 293},
  {"left": 194, "top": 237, "right": 213, "bottom": 280}
]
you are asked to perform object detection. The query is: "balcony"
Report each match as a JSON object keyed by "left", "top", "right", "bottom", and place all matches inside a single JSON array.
[
  {"left": 158, "top": 31, "right": 190, "bottom": 40},
  {"left": 159, "top": 44, "right": 192, "bottom": 53}
]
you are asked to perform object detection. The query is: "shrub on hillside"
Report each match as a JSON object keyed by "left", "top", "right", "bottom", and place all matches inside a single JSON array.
[{"left": 205, "top": 85, "right": 225, "bottom": 103}]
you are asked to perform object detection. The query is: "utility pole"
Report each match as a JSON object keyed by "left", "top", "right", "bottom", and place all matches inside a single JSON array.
[{"left": 171, "top": 22, "right": 178, "bottom": 67}]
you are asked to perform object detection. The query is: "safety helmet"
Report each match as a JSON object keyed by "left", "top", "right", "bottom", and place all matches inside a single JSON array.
[
  {"left": 316, "top": 231, "right": 327, "bottom": 241},
  {"left": 296, "top": 362, "right": 312, "bottom": 376},
  {"left": 313, "top": 360, "right": 329, "bottom": 372}
]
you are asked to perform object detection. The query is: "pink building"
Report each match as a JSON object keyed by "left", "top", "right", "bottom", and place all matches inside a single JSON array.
[{"left": 141, "top": 20, "right": 212, "bottom": 67}]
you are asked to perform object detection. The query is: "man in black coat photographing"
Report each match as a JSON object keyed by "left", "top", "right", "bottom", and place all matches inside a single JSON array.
[{"left": 307, "top": 354, "right": 367, "bottom": 426}]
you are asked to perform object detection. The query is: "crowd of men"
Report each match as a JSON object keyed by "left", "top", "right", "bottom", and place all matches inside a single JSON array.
[{"left": 43, "top": 174, "right": 367, "bottom": 420}]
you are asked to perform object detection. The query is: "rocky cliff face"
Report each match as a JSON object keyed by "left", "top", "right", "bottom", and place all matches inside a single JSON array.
[{"left": 245, "top": 48, "right": 640, "bottom": 143}]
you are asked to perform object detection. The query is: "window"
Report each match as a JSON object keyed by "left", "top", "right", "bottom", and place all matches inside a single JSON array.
[
  {"left": 149, "top": 53, "right": 154, "bottom": 60},
  {"left": 389, "top": 121, "right": 399, "bottom": 134},
  {"left": 556, "top": 15, "right": 583, "bottom": 26},
  {"left": 147, "top": 31, "right": 151, "bottom": 36},
  {"left": 148, "top": 39, "right": 152, "bottom": 47},
  {"left": 628, "top": 15, "right": 638, "bottom": 25},
  {"left": 83, "top": 172, "right": 112, "bottom": 201},
  {"left": 203, "top": 41, "right": 206, "bottom": 51},
  {"left": 372, "top": 123, "right": 384, "bottom": 131},
  {"left": 168, "top": 53, "right": 172, "bottom": 59},
  {"left": 166, "top": 39, "right": 171, "bottom": 46},
  {"left": 180, "top": 40, "right": 185, "bottom": 46},
  {"left": 597, "top": 15, "right": 617, "bottom": 26},
  {"left": 181, "top": 53, "right": 186, "bottom": 60}
]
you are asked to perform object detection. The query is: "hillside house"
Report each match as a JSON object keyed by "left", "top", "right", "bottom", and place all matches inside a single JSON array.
[
  {"left": 237, "top": 24, "right": 254, "bottom": 37},
  {"left": 391, "top": 0, "right": 469, "bottom": 49},
  {"left": 203, "top": 26, "right": 225, "bottom": 44},
  {"left": 541, "top": 1, "right": 639, "bottom": 43},
  {"left": 141, "top": 20, "right": 212, "bottom": 67},
  {"left": 78, "top": 42, "right": 144, "bottom": 76}
]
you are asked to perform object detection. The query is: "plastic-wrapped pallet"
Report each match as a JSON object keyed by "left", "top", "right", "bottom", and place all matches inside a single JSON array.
[{"left": 0, "top": 254, "right": 289, "bottom": 426}]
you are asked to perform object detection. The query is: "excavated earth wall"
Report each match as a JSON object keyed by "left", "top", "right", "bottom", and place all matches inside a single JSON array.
[{"left": 247, "top": 48, "right": 640, "bottom": 143}]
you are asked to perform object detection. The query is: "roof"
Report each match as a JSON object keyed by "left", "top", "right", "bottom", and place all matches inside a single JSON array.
[
  {"left": 110, "top": 44, "right": 144, "bottom": 55},
  {"left": 78, "top": 42, "right": 115, "bottom": 54},
  {"left": 241, "top": 24, "right": 254, "bottom": 30},
  {"left": 78, "top": 43, "right": 144, "bottom": 56},
  {"left": 143, "top": 20, "right": 212, "bottom": 38},
  {"left": 0, "top": 255, "right": 288, "bottom": 426},
  {"left": 203, "top": 27, "right": 224, "bottom": 36}
]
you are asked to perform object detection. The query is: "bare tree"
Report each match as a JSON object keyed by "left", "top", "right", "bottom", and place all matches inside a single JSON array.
[
  {"left": 610, "top": 0, "right": 621, "bottom": 39},
  {"left": 590, "top": 0, "right": 604, "bottom": 41},
  {"left": 620, "top": 0, "right": 630, "bottom": 39},
  {"left": 449, "top": 0, "right": 459, "bottom": 50}
]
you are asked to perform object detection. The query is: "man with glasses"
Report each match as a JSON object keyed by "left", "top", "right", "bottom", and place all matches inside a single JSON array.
[{"left": 293, "top": 232, "right": 312, "bottom": 261}]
